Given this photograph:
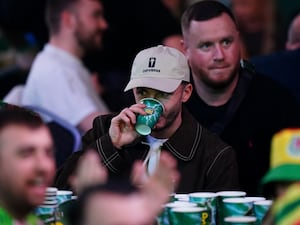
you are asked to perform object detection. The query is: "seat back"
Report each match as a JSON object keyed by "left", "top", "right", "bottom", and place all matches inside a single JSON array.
[{"left": 24, "top": 105, "right": 81, "bottom": 168}]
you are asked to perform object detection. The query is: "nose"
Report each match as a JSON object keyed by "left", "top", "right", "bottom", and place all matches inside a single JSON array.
[
  {"left": 99, "top": 17, "right": 108, "bottom": 31},
  {"left": 147, "top": 94, "right": 156, "bottom": 99},
  {"left": 213, "top": 45, "right": 225, "bottom": 61},
  {"left": 36, "top": 152, "right": 55, "bottom": 175}
]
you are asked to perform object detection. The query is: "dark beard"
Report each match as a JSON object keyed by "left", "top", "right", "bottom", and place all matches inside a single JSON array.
[
  {"left": 76, "top": 35, "right": 99, "bottom": 53},
  {"left": 200, "top": 67, "right": 239, "bottom": 90},
  {"left": 74, "top": 29, "right": 103, "bottom": 54},
  {"left": 152, "top": 110, "right": 180, "bottom": 134}
]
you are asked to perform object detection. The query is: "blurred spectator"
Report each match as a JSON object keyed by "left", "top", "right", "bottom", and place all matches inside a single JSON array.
[
  {"left": 251, "top": 13, "right": 300, "bottom": 102},
  {"left": 21, "top": 0, "right": 110, "bottom": 133},
  {"left": 260, "top": 129, "right": 300, "bottom": 225},
  {"left": 231, "top": 0, "right": 280, "bottom": 58},
  {"left": 269, "top": 182, "right": 300, "bottom": 225},
  {"left": 285, "top": 13, "right": 300, "bottom": 50},
  {"left": 0, "top": 0, "right": 185, "bottom": 112},
  {"left": 274, "top": 0, "right": 300, "bottom": 44},
  {"left": 69, "top": 151, "right": 179, "bottom": 225},
  {"left": 0, "top": 106, "right": 55, "bottom": 224},
  {"left": 261, "top": 129, "right": 300, "bottom": 198}
]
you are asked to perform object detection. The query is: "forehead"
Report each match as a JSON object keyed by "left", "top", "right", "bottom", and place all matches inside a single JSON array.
[
  {"left": 77, "top": 0, "right": 103, "bottom": 10},
  {"left": 188, "top": 13, "right": 238, "bottom": 41},
  {"left": 134, "top": 85, "right": 182, "bottom": 94},
  {"left": 0, "top": 125, "right": 52, "bottom": 150},
  {"left": 135, "top": 87, "right": 166, "bottom": 94}
]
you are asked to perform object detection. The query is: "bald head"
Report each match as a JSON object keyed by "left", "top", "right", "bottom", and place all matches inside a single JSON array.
[{"left": 286, "top": 14, "right": 300, "bottom": 50}]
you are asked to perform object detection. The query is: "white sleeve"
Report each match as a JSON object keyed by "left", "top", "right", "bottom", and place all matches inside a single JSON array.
[{"left": 22, "top": 64, "right": 109, "bottom": 126}]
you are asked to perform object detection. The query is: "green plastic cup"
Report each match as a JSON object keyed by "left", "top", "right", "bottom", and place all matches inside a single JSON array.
[
  {"left": 157, "top": 201, "right": 198, "bottom": 225},
  {"left": 222, "top": 198, "right": 253, "bottom": 223},
  {"left": 57, "top": 190, "right": 73, "bottom": 204},
  {"left": 35, "top": 206, "right": 56, "bottom": 225},
  {"left": 224, "top": 216, "right": 257, "bottom": 225},
  {"left": 253, "top": 200, "right": 273, "bottom": 225},
  {"left": 169, "top": 207, "right": 210, "bottom": 225},
  {"left": 217, "top": 191, "right": 247, "bottom": 225},
  {"left": 174, "top": 194, "right": 190, "bottom": 202},
  {"left": 243, "top": 197, "right": 266, "bottom": 216},
  {"left": 189, "top": 192, "right": 217, "bottom": 225},
  {"left": 135, "top": 98, "right": 164, "bottom": 135}
]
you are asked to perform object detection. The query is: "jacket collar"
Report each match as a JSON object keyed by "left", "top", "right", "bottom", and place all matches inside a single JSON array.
[
  {"left": 165, "top": 107, "right": 202, "bottom": 161},
  {"left": 127, "top": 107, "right": 203, "bottom": 161}
]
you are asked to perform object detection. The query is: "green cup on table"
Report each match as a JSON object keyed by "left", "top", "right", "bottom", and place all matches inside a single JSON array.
[
  {"left": 35, "top": 205, "right": 57, "bottom": 225},
  {"left": 253, "top": 200, "right": 273, "bottom": 225},
  {"left": 216, "top": 191, "right": 247, "bottom": 225},
  {"left": 169, "top": 207, "right": 210, "bottom": 225},
  {"left": 222, "top": 198, "right": 253, "bottom": 218},
  {"left": 157, "top": 201, "right": 198, "bottom": 225},
  {"left": 189, "top": 192, "right": 217, "bottom": 225},
  {"left": 57, "top": 190, "right": 73, "bottom": 205},
  {"left": 224, "top": 216, "right": 257, "bottom": 225}
]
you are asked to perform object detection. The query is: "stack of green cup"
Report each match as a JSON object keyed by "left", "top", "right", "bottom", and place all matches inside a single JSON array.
[
  {"left": 157, "top": 201, "right": 197, "bottom": 225},
  {"left": 224, "top": 216, "right": 257, "bottom": 225},
  {"left": 189, "top": 192, "right": 217, "bottom": 225},
  {"left": 253, "top": 200, "right": 273, "bottom": 225},
  {"left": 216, "top": 191, "right": 247, "bottom": 225},
  {"left": 222, "top": 198, "right": 253, "bottom": 218}
]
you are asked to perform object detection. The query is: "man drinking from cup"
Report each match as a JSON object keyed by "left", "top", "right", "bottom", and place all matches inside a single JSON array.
[{"left": 56, "top": 45, "right": 239, "bottom": 193}]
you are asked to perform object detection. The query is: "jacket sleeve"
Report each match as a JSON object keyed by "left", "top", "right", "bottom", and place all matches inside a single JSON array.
[
  {"left": 55, "top": 114, "right": 129, "bottom": 189},
  {"left": 205, "top": 146, "right": 240, "bottom": 191}
]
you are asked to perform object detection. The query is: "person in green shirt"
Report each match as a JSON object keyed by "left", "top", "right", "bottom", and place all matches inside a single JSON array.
[{"left": 0, "top": 104, "right": 56, "bottom": 224}]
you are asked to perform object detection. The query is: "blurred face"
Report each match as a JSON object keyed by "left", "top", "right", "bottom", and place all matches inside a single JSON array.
[
  {"left": 133, "top": 84, "right": 192, "bottom": 136},
  {"left": 183, "top": 13, "right": 241, "bottom": 90},
  {"left": 83, "top": 193, "right": 153, "bottom": 225},
  {"left": 73, "top": 0, "right": 108, "bottom": 51},
  {"left": 231, "top": 0, "right": 265, "bottom": 32},
  {"left": 0, "top": 125, "right": 55, "bottom": 214}
]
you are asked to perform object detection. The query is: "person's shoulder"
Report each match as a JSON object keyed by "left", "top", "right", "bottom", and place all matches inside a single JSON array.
[
  {"left": 251, "top": 48, "right": 300, "bottom": 66},
  {"left": 91, "top": 113, "right": 119, "bottom": 131},
  {"left": 242, "top": 64, "right": 300, "bottom": 111},
  {"left": 29, "top": 48, "right": 65, "bottom": 74},
  {"left": 252, "top": 72, "right": 294, "bottom": 96},
  {"left": 95, "top": 112, "right": 118, "bottom": 122},
  {"left": 240, "top": 61, "right": 294, "bottom": 96}
]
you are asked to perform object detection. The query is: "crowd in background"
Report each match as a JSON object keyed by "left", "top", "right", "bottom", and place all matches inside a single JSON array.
[{"left": 1, "top": 0, "right": 300, "bottom": 109}]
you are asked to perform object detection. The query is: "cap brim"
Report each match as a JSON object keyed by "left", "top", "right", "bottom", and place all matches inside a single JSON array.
[
  {"left": 124, "top": 77, "right": 182, "bottom": 93},
  {"left": 261, "top": 164, "right": 300, "bottom": 185}
]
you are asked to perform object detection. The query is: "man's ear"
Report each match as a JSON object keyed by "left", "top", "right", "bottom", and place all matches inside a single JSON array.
[
  {"left": 181, "top": 38, "right": 189, "bottom": 55},
  {"left": 61, "top": 10, "right": 76, "bottom": 30},
  {"left": 182, "top": 83, "right": 193, "bottom": 103}
]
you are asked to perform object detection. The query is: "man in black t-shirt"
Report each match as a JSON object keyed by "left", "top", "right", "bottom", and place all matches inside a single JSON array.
[{"left": 181, "top": 1, "right": 300, "bottom": 195}]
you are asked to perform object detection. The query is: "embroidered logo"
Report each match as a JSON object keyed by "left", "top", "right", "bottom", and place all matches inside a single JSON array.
[{"left": 148, "top": 57, "right": 156, "bottom": 68}]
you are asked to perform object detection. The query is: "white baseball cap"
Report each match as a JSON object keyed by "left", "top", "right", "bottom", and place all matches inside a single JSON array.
[{"left": 124, "top": 45, "right": 190, "bottom": 93}]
